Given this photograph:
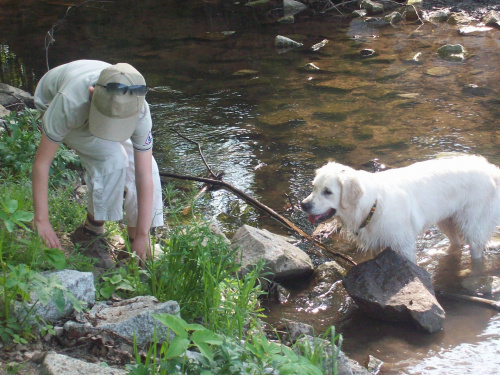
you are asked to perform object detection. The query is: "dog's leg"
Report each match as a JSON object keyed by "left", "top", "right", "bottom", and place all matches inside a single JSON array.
[{"left": 437, "top": 218, "right": 463, "bottom": 247}]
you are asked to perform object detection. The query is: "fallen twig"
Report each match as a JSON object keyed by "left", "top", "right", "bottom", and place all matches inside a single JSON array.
[
  {"left": 437, "top": 290, "right": 500, "bottom": 312},
  {"left": 159, "top": 171, "right": 357, "bottom": 266}
]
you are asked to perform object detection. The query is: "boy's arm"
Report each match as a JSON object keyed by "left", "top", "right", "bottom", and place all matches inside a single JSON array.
[
  {"left": 132, "top": 148, "right": 154, "bottom": 260},
  {"left": 32, "top": 134, "right": 61, "bottom": 249}
]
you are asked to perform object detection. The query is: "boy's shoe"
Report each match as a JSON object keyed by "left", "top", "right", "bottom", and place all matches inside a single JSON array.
[{"left": 70, "top": 226, "right": 115, "bottom": 269}]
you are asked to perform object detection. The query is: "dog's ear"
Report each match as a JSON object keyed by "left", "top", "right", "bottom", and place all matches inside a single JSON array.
[{"left": 338, "top": 171, "right": 364, "bottom": 209}]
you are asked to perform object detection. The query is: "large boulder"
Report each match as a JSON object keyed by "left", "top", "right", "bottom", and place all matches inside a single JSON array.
[
  {"left": 0, "top": 83, "right": 34, "bottom": 109},
  {"left": 15, "top": 270, "right": 95, "bottom": 323},
  {"left": 64, "top": 296, "right": 180, "bottom": 347},
  {"left": 342, "top": 248, "right": 445, "bottom": 333},
  {"left": 231, "top": 225, "right": 313, "bottom": 282},
  {"left": 483, "top": 10, "right": 500, "bottom": 28}
]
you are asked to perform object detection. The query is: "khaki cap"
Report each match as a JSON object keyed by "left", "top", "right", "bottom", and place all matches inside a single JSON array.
[{"left": 89, "top": 63, "right": 146, "bottom": 142}]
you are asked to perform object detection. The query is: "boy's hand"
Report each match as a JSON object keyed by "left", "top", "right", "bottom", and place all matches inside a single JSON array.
[{"left": 35, "top": 218, "right": 62, "bottom": 250}]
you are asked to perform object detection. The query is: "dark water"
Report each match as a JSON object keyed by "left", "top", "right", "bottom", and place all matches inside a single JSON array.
[{"left": 2, "top": 1, "right": 500, "bottom": 373}]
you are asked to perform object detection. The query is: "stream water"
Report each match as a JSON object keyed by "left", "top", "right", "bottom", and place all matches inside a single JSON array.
[{"left": 1, "top": 1, "right": 500, "bottom": 373}]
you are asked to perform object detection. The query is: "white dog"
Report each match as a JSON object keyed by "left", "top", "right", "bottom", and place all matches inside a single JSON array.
[{"left": 301, "top": 155, "right": 500, "bottom": 264}]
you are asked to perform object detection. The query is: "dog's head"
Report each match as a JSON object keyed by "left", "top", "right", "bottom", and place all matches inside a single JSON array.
[{"left": 301, "top": 162, "right": 364, "bottom": 224}]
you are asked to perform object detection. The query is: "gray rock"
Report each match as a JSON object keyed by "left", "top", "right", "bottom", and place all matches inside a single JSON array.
[
  {"left": 284, "top": 0, "right": 308, "bottom": 17},
  {"left": 41, "top": 352, "right": 127, "bottom": 375},
  {"left": 360, "top": 0, "right": 384, "bottom": 15},
  {"left": 284, "top": 320, "right": 315, "bottom": 342},
  {"left": 483, "top": 10, "right": 500, "bottom": 28},
  {"left": 0, "top": 83, "right": 34, "bottom": 109},
  {"left": 16, "top": 270, "right": 94, "bottom": 323},
  {"left": 64, "top": 296, "right": 180, "bottom": 347},
  {"left": 231, "top": 225, "right": 313, "bottom": 281},
  {"left": 352, "top": 9, "right": 368, "bottom": 17},
  {"left": 427, "top": 9, "right": 450, "bottom": 23},
  {"left": 384, "top": 11, "right": 403, "bottom": 25},
  {"left": 342, "top": 248, "right": 445, "bottom": 333},
  {"left": 405, "top": 0, "right": 422, "bottom": 21},
  {"left": 437, "top": 44, "right": 466, "bottom": 61}
]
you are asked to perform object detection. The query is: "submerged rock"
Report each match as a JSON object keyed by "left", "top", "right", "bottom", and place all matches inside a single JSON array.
[
  {"left": 311, "top": 39, "right": 329, "bottom": 51},
  {"left": 343, "top": 248, "right": 445, "bottom": 333},
  {"left": 461, "top": 276, "right": 500, "bottom": 294},
  {"left": 437, "top": 44, "right": 467, "bottom": 61}
]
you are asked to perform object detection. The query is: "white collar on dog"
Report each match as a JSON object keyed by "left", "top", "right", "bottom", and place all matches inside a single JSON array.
[{"left": 356, "top": 200, "right": 378, "bottom": 235}]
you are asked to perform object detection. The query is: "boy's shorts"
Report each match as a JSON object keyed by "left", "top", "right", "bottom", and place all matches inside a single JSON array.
[{"left": 84, "top": 140, "right": 164, "bottom": 227}]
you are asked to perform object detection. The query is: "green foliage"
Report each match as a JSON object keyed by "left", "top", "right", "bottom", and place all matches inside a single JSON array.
[
  {"left": 0, "top": 198, "right": 33, "bottom": 232},
  {"left": 126, "top": 314, "right": 342, "bottom": 375},
  {"left": 0, "top": 109, "right": 81, "bottom": 187}
]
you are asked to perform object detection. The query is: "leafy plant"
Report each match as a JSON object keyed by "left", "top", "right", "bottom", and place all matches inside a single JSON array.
[
  {"left": 0, "top": 198, "right": 33, "bottom": 232},
  {"left": 0, "top": 108, "right": 81, "bottom": 187}
]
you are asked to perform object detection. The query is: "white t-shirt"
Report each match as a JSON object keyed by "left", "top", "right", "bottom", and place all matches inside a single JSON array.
[{"left": 34, "top": 60, "right": 153, "bottom": 177}]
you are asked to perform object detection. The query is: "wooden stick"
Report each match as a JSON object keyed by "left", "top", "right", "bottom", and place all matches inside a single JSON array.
[
  {"left": 160, "top": 171, "right": 357, "bottom": 266},
  {"left": 437, "top": 291, "right": 500, "bottom": 312}
]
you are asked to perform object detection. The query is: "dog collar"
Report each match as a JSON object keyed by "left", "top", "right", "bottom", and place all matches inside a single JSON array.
[{"left": 357, "top": 200, "right": 377, "bottom": 234}]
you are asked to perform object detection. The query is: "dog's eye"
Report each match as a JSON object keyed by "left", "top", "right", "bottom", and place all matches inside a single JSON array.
[{"left": 323, "top": 188, "right": 332, "bottom": 195}]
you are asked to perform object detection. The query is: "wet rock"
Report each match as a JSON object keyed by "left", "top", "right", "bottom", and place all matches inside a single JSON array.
[
  {"left": 364, "top": 17, "right": 390, "bottom": 27},
  {"left": 42, "top": 353, "right": 127, "bottom": 375},
  {"left": 384, "top": 11, "right": 403, "bottom": 24},
  {"left": 311, "top": 39, "right": 329, "bottom": 52},
  {"left": 367, "top": 355, "right": 384, "bottom": 373},
  {"left": 16, "top": 270, "right": 94, "bottom": 323},
  {"left": 462, "top": 84, "right": 490, "bottom": 97},
  {"left": 284, "top": 320, "right": 315, "bottom": 342},
  {"left": 437, "top": 44, "right": 467, "bottom": 61},
  {"left": 427, "top": 9, "right": 450, "bottom": 23},
  {"left": 343, "top": 248, "right": 445, "bottom": 333},
  {"left": 447, "top": 12, "right": 472, "bottom": 25},
  {"left": 193, "top": 31, "right": 235, "bottom": 41},
  {"left": 461, "top": 276, "right": 500, "bottom": 294},
  {"left": 274, "top": 35, "right": 303, "bottom": 53},
  {"left": 405, "top": 0, "right": 423, "bottom": 21},
  {"left": 277, "top": 15, "right": 295, "bottom": 23},
  {"left": 64, "top": 296, "right": 180, "bottom": 347},
  {"left": 301, "top": 62, "right": 321, "bottom": 71},
  {"left": 458, "top": 25, "right": 492, "bottom": 35},
  {"left": 425, "top": 66, "right": 452, "bottom": 76},
  {"left": 352, "top": 126, "right": 374, "bottom": 140},
  {"left": 352, "top": 9, "right": 368, "bottom": 17},
  {"left": 360, "top": 48, "right": 376, "bottom": 58},
  {"left": 257, "top": 109, "right": 305, "bottom": 126},
  {"left": 312, "top": 261, "right": 346, "bottom": 289},
  {"left": 231, "top": 225, "right": 314, "bottom": 282},
  {"left": 483, "top": 10, "right": 500, "bottom": 28},
  {"left": 245, "top": 0, "right": 270, "bottom": 8},
  {"left": 232, "top": 69, "right": 259, "bottom": 77},
  {"left": 361, "top": 0, "right": 384, "bottom": 15},
  {"left": 313, "top": 78, "right": 363, "bottom": 93},
  {"left": 284, "top": 0, "right": 308, "bottom": 17},
  {"left": 0, "top": 83, "right": 34, "bottom": 109}
]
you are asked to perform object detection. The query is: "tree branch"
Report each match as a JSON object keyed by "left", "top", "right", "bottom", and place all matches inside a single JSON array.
[{"left": 159, "top": 171, "right": 357, "bottom": 266}]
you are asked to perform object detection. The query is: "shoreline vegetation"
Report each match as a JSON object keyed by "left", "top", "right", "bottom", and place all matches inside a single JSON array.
[{"left": 0, "top": 109, "right": 343, "bottom": 374}]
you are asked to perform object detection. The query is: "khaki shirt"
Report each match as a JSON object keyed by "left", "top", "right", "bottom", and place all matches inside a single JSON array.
[{"left": 34, "top": 60, "right": 153, "bottom": 177}]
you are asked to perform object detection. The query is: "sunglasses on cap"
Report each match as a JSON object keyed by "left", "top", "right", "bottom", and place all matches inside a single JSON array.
[{"left": 96, "top": 83, "right": 147, "bottom": 96}]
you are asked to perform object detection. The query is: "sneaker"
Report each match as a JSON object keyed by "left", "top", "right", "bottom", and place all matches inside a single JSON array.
[{"left": 70, "top": 226, "right": 115, "bottom": 269}]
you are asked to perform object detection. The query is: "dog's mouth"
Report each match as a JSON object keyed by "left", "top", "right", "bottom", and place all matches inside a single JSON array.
[{"left": 307, "top": 208, "right": 336, "bottom": 224}]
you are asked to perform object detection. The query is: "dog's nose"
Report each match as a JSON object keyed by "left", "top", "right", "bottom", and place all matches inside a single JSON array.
[{"left": 300, "top": 201, "right": 312, "bottom": 212}]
